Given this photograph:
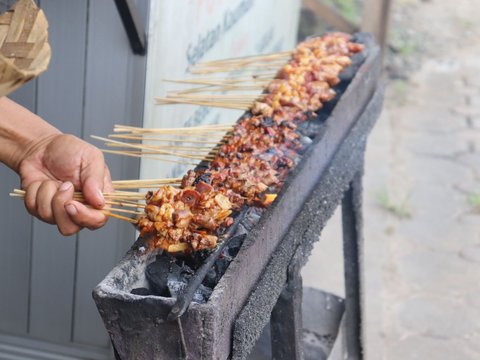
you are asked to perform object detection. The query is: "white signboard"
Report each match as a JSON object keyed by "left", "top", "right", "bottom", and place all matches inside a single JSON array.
[{"left": 140, "top": 0, "right": 301, "bottom": 180}]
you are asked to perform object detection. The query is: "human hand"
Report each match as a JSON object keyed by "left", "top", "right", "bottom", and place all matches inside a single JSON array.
[{"left": 18, "top": 133, "right": 113, "bottom": 235}]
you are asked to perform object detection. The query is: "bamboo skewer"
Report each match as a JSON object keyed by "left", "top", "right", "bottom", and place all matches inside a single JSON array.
[
  {"left": 190, "top": 56, "right": 290, "bottom": 72},
  {"left": 157, "top": 94, "right": 260, "bottom": 104},
  {"left": 111, "top": 178, "right": 182, "bottom": 190},
  {"left": 164, "top": 78, "right": 272, "bottom": 87},
  {"left": 113, "top": 124, "right": 234, "bottom": 134},
  {"left": 105, "top": 149, "right": 215, "bottom": 161},
  {"left": 115, "top": 134, "right": 226, "bottom": 141},
  {"left": 155, "top": 97, "right": 252, "bottom": 110},
  {"left": 101, "top": 211, "right": 137, "bottom": 224},
  {"left": 108, "top": 135, "right": 224, "bottom": 145},
  {"left": 165, "top": 73, "right": 277, "bottom": 86},
  {"left": 10, "top": 189, "right": 144, "bottom": 224},
  {"left": 189, "top": 65, "right": 285, "bottom": 75},
  {"left": 92, "top": 136, "right": 211, "bottom": 160},
  {"left": 171, "top": 83, "right": 270, "bottom": 95},
  {"left": 105, "top": 200, "right": 145, "bottom": 208},
  {"left": 191, "top": 51, "right": 292, "bottom": 67},
  {"left": 169, "top": 94, "right": 261, "bottom": 99},
  {"left": 106, "top": 142, "right": 217, "bottom": 153},
  {"left": 10, "top": 188, "right": 146, "bottom": 201},
  {"left": 102, "top": 149, "right": 198, "bottom": 166},
  {"left": 112, "top": 178, "right": 182, "bottom": 185},
  {"left": 103, "top": 207, "right": 143, "bottom": 216}
]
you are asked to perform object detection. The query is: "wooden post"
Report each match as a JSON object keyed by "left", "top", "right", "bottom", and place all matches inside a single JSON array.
[{"left": 361, "top": 0, "right": 392, "bottom": 53}]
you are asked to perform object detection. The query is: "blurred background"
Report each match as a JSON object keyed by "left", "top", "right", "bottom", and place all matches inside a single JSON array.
[
  {"left": 301, "top": 0, "right": 480, "bottom": 359},
  {"left": 0, "top": 0, "right": 479, "bottom": 359}
]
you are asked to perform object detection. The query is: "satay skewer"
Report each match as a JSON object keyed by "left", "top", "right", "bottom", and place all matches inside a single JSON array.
[
  {"left": 101, "top": 211, "right": 137, "bottom": 224},
  {"left": 114, "top": 123, "right": 234, "bottom": 133},
  {"left": 168, "top": 93, "right": 261, "bottom": 99},
  {"left": 191, "top": 50, "right": 292, "bottom": 67},
  {"left": 171, "top": 84, "right": 268, "bottom": 95},
  {"left": 108, "top": 135, "right": 224, "bottom": 145},
  {"left": 105, "top": 200, "right": 145, "bottom": 208},
  {"left": 163, "top": 78, "right": 271, "bottom": 87},
  {"left": 101, "top": 150, "right": 198, "bottom": 166},
  {"left": 112, "top": 178, "right": 182, "bottom": 185},
  {"left": 104, "top": 149, "right": 215, "bottom": 161},
  {"left": 10, "top": 188, "right": 147, "bottom": 201},
  {"left": 92, "top": 136, "right": 214, "bottom": 160},
  {"left": 10, "top": 189, "right": 143, "bottom": 224},
  {"left": 106, "top": 141, "right": 217, "bottom": 153},
  {"left": 155, "top": 97, "right": 252, "bottom": 109}
]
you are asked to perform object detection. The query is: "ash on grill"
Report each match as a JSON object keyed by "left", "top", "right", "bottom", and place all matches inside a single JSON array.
[{"left": 130, "top": 33, "right": 368, "bottom": 304}]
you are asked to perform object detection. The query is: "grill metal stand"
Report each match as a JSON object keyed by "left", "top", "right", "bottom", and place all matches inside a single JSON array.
[
  {"left": 248, "top": 170, "right": 367, "bottom": 360},
  {"left": 270, "top": 256, "right": 304, "bottom": 359},
  {"left": 232, "top": 85, "right": 383, "bottom": 359},
  {"left": 93, "top": 34, "right": 383, "bottom": 360},
  {"left": 342, "top": 172, "right": 364, "bottom": 359}
]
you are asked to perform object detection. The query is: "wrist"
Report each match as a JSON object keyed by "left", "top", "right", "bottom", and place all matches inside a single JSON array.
[{"left": 0, "top": 97, "right": 61, "bottom": 171}]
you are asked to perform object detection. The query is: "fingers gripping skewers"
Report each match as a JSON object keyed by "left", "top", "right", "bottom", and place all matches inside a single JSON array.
[{"left": 9, "top": 178, "right": 183, "bottom": 224}]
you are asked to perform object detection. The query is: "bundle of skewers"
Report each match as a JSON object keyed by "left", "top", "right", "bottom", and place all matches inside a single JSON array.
[
  {"left": 10, "top": 33, "right": 364, "bottom": 254},
  {"left": 10, "top": 178, "right": 182, "bottom": 224}
]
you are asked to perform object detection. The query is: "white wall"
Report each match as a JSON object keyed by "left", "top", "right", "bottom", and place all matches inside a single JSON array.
[{"left": 141, "top": 0, "right": 301, "bottom": 179}]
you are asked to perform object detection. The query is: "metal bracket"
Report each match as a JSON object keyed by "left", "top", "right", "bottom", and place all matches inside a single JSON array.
[
  {"left": 114, "top": 0, "right": 147, "bottom": 55},
  {"left": 270, "top": 256, "right": 304, "bottom": 359}
]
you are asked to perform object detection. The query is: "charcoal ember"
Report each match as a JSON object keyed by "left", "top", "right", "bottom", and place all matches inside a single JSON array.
[
  {"left": 298, "top": 135, "right": 313, "bottom": 154},
  {"left": 296, "top": 120, "right": 324, "bottom": 138},
  {"left": 203, "top": 267, "right": 217, "bottom": 289},
  {"left": 130, "top": 287, "right": 152, "bottom": 296},
  {"left": 167, "top": 278, "right": 187, "bottom": 298},
  {"left": 351, "top": 49, "right": 367, "bottom": 67},
  {"left": 195, "top": 162, "right": 210, "bottom": 171},
  {"left": 337, "top": 51, "right": 366, "bottom": 94},
  {"left": 339, "top": 52, "right": 366, "bottom": 83},
  {"left": 166, "top": 265, "right": 189, "bottom": 298},
  {"left": 201, "top": 233, "right": 246, "bottom": 290},
  {"left": 200, "top": 255, "right": 231, "bottom": 289},
  {"left": 320, "top": 93, "right": 340, "bottom": 115},
  {"left": 226, "top": 234, "right": 245, "bottom": 257},
  {"left": 192, "top": 284, "right": 212, "bottom": 304},
  {"left": 168, "top": 265, "right": 213, "bottom": 304},
  {"left": 166, "top": 262, "right": 195, "bottom": 298},
  {"left": 215, "top": 253, "right": 232, "bottom": 277},
  {"left": 175, "top": 251, "right": 209, "bottom": 271},
  {"left": 261, "top": 117, "right": 274, "bottom": 127},
  {"left": 145, "top": 255, "right": 179, "bottom": 297},
  {"left": 193, "top": 172, "right": 211, "bottom": 185},
  {"left": 234, "top": 223, "right": 248, "bottom": 237},
  {"left": 339, "top": 65, "right": 355, "bottom": 82},
  {"left": 240, "top": 207, "right": 263, "bottom": 231}
]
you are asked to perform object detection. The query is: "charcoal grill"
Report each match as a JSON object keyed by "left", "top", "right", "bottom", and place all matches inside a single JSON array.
[{"left": 93, "top": 33, "right": 383, "bottom": 360}]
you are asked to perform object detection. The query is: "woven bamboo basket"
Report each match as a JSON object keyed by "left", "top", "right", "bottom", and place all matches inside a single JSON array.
[{"left": 0, "top": 0, "right": 50, "bottom": 97}]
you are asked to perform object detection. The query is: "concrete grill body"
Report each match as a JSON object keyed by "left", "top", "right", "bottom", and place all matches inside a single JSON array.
[{"left": 93, "top": 33, "right": 384, "bottom": 360}]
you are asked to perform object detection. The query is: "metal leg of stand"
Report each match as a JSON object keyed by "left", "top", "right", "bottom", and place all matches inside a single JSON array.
[
  {"left": 270, "top": 259, "right": 304, "bottom": 360},
  {"left": 341, "top": 171, "right": 364, "bottom": 360},
  {"left": 112, "top": 342, "right": 122, "bottom": 360}
]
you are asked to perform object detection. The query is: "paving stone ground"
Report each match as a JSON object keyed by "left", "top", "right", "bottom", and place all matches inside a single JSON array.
[{"left": 301, "top": 0, "right": 480, "bottom": 358}]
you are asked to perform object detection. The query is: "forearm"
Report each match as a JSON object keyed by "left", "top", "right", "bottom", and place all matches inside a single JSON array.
[{"left": 0, "top": 97, "right": 61, "bottom": 172}]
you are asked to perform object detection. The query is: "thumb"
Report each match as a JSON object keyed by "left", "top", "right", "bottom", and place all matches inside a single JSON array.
[{"left": 80, "top": 150, "right": 105, "bottom": 209}]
